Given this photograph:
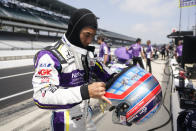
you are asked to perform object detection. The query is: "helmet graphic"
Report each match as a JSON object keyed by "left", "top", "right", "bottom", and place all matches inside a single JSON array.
[{"left": 105, "top": 66, "right": 162, "bottom": 126}]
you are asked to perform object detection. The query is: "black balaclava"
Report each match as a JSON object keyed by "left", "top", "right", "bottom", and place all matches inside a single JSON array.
[{"left": 65, "top": 8, "right": 98, "bottom": 49}]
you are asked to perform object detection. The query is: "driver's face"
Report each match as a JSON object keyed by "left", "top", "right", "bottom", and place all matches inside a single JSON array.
[{"left": 80, "top": 27, "right": 96, "bottom": 47}]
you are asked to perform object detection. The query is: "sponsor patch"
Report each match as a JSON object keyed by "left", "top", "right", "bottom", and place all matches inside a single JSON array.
[
  {"left": 41, "top": 77, "right": 50, "bottom": 83},
  {"left": 48, "top": 86, "right": 58, "bottom": 93},
  {"left": 40, "top": 85, "right": 58, "bottom": 97},
  {"left": 64, "top": 50, "right": 74, "bottom": 61},
  {"left": 41, "top": 90, "right": 46, "bottom": 97},
  {"left": 71, "top": 114, "right": 83, "bottom": 121},
  {"left": 72, "top": 72, "right": 84, "bottom": 78},
  {"left": 39, "top": 63, "right": 51, "bottom": 67},
  {"left": 89, "top": 59, "right": 96, "bottom": 66},
  {"left": 38, "top": 69, "right": 52, "bottom": 76}
]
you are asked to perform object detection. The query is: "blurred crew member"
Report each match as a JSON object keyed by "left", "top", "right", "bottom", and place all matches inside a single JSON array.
[
  {"left": 107, "top": 42, "right": 112, "bottom": 63},
  {"left": 175, "top": 40, "right": 183, "bottom": 65},
  {"left": 32, "top": 8, "right": 114, "bottom": 131},
  {"left": 128, "top": 38, "right": 145, "bottom": 68},
  {"left": 145, "top": 40, "right": 153, "bottom": 73},
  {"left": 161, "top": 44, "right": 166, "bottom": 60},
  {"left": 166, "top": 45, "right": 169, "bottom": 57},
  {"left": 97, "top": 36, "right": 110, "bottom": 65}
]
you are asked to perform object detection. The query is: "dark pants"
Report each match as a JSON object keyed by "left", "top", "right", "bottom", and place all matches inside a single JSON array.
[
  {"left": 177, "top": 56, "right": 182, "bottom": 64},
  {"left": 146, "top": 58, "right": 152, "bottom": 73},
  {"left": 161, "top": 52, "right": 165, "bottom": 60},
  {"left": 177, "top": 56, "right": 184, "bottom": 68},
  {"left": 133, "top": 57, "right": 144, "bottom": 69}
]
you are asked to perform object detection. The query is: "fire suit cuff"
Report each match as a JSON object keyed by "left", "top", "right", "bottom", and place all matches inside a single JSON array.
[{"left": 80, "top": 84, "right": 90, "bottom": 100}]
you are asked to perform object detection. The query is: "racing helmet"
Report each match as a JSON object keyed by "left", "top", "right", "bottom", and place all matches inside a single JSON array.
[{"left": 105, "top": 66, "right": 162, "bottom": 126}]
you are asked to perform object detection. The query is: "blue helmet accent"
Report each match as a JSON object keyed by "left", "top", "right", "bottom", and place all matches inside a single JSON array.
[{"left": 105, "top": 66, "right": 162, "bottom": 126}]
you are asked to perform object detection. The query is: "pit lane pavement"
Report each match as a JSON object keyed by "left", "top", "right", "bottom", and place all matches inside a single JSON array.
[{"left": 0, "top": 65, "right": 34, "bottom": 109}]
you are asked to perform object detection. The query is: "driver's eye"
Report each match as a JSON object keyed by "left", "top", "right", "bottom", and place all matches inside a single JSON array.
[{"left": 83, "top": 32, "right": 94, "bottom": 38}]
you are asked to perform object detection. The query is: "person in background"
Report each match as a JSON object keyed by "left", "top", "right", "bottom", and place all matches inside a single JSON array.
[
  {"left": 166, "top": 44, "right": 170, "bottom": 58},
  {"left": 153, "top": 47, "right": 158, "bottom": 59},
  {"left": 145, "top": 40, "right": 153, "bottom": 73},
  {"left": 175, "top": 40, "right": 183, "bottom": 66},
  {"left": 161, "top": 44, "right": 166, "bottom": 60},
  {"left": 107, "top": 42, "right": 112, "bottom": 64},
  {"left": 97, "top": 36, "right": 110, "bottom": 65},
  {"left": 127, "top": 38, "right": 145, "bottom": 69},
  {"left": 32, "top": 8, "right": 114, "bottom": 131}
]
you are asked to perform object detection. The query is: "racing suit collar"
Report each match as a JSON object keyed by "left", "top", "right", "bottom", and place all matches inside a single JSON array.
[{"left": 61, "top": 34, "right": 87, "bottom": 55}]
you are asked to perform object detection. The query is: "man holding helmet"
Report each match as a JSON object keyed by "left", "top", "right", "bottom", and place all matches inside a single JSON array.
[{"left": 32, "top": 8, "right": 114, "bottom": 131}]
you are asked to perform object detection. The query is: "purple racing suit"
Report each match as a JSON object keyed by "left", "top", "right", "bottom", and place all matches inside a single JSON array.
[
  {"left": 32, "top": 34, "right": 114, "bottom": 131},
  {"left": 128, "top": 43, "right": 144, "bottom": 68},
  {"left": 129, "top": 43, "right": 142, "bottom": 57},
  {"left": 99, "top": 42, "right": 109, "bottom": 63},
  {"left": 176, "top": 45, "right": 183, "bottom": 57},
  {"left": 146, "top": 45, "right": 153, "bottom": 59}
]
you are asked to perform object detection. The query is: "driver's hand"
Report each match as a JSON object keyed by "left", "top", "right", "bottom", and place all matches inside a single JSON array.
[{"left": 88, "top": 82, "right": 112, "bottom": 105}]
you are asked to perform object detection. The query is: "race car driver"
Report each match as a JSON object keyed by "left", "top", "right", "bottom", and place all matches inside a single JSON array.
[{"left": 32, "top": 8, "right": 114, "bottom": 131}]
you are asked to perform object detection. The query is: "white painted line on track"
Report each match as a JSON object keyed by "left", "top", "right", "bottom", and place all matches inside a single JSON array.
[
  {"left": 0, "top": 89, "right": 33, "bottom": 102},
  {"left": 0, "top": 72, "right": 34, "bottom": 80}
]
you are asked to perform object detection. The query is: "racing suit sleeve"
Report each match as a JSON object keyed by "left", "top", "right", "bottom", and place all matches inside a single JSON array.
[
  {"left": 92, "top": 59, "right": 115, "bottom": 83},
  {"left": 128, "top": 45, "right": 132, "bottom": 51},
  {"left": 32, "top": 51, "right": 87, "bottom": 110}
]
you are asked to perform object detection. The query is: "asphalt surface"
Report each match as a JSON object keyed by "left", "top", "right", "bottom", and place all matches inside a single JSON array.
[
  {"left": 0, "top": 65, "right": 33, "bottom": 77},
  {"left": 0, "top": 65, "right": 34, "bottom": 109}
]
